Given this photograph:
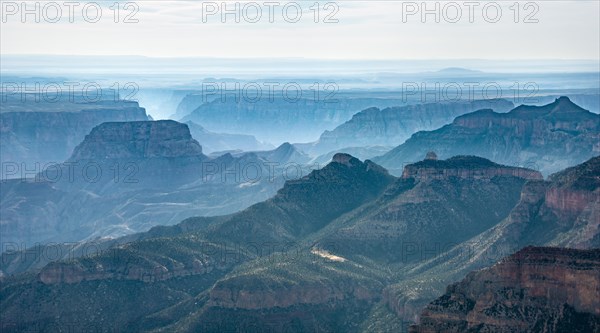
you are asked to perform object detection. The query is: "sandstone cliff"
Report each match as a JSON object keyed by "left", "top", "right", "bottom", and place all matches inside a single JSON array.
[
  {"left": 383, "top": 156, "right": 600, "bottom": 325},
  {"left": 410, "top": 247, "right": 600, "bottom": 333}
]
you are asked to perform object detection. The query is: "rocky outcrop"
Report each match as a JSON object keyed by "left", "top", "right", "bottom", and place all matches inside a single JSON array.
[
  {"left": 69, "top": 120, "right": 204, "bottom": 160},
  {"left": 528, "top": 94, "right": 599, "bottom": 113},
  {"left": 383, "top": 157, "right": 600, "bottom": 327},
  {"left": 331, "top": 152, "right": 358, "bottom": 166},
  {"left": 37, "top": 257, "right": 213, "bottom": 285},
  {"left": 308, "top": 99, "right": 514, "bottom": 155},
  {"left": 315, "top": 155, "right": 537, "bottom": 265},
  {"left": 545, "top": 187, "right": 598, "bottom": 219},
  {"left": 55, "top": 120, "right": 210, "bottom": 191},
  {"left": 37, "top": 239, "right": 243, "bottom": 285},
  {"left": 375, "top": 97, "right": 600, "bottom": 176},
  {"left": 410, "top": 247, "right": 600, "bottom": 333}
]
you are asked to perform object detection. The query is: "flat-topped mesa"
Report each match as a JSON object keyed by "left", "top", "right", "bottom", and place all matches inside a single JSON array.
[
  {"left": 402, "top": 155, "right": 543, "bottom": 181},
  {"left": 68, "top": 120, "right": 204, "bottom": 160}
]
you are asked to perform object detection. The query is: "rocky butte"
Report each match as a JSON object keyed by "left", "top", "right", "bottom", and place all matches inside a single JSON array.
[{"left": 69, "top": 120, "right": 205, "bottom": 160}]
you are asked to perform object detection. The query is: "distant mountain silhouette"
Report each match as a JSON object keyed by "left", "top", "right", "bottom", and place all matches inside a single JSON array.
[
  {"left": 181, "top": 96, "right": 409, "bottom": 143},
  {"left": 374, "top": 97, "right": 600, "bottom": 175},
  {"left": 435, "top": 67, "right": 484, "bottom": 74},
  {"left": 0, "top": 97, "right": 149, "bottom": 177},
  {"left": 185, "top": 121, "right": 273, "bottom": 153},
  {"left": 298, "top": 99, "right": 514, "bottom": 156}
]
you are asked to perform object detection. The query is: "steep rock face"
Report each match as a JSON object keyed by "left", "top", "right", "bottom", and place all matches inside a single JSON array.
[
  {"left": 309, "top": 99, "right": 514, "bottom": 155},
  {"left": 69, "top": 120, "right": 204, "bottom": 160},
  {"left": 173, "top": 92, "right": 208, "bottom": 119},
  {"left": 60, "top": 120, "right": 209, "bottom": 190},
  {"left": 545, "top": 188, "right": 597, "bottom": 220},
  {"left": 504, "top": 156, "right": 600, "bottom": 249},
  {"left": 375, "top": 97, "right": 600, "bottom": 176},
  {"left": 315, "top": 155, "right": 540, "bottom": 264},
  {"left": 410, "top": 247, "right": 600, "bottom": 333},
  {"left": 542, "top": 157, "right": 600, "bottom": 248},
  {"left": 383, "top": 157, "right": 600, "bottom": 324},
  {"left": 0, "top": 99, "right": 149, "bottom": 176}
]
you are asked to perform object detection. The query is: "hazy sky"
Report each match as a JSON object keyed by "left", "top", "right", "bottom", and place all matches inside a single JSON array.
[{"left": 1, "top": 0, "right": 599, "bottom": 60}]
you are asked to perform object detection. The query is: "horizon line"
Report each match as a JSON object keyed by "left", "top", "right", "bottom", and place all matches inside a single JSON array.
[{"left": 2, "top": 54, "right": 599, "bottom": 62}]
